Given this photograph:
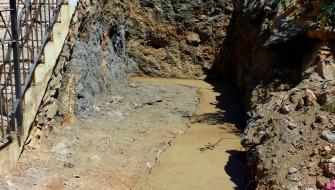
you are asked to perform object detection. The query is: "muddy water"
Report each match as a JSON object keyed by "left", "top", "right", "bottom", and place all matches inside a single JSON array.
[{"left": 132, "top": 77, "right": 248, "bottom": 190}]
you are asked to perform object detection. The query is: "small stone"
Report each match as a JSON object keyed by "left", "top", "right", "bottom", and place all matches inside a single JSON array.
[
  {"left": 146, "top": 161, "right": 154, "bottom": 169},
  {"left": 186, "top": 32, "right": 201, "bottom": 45},
  {"left": 92, "top": 105, "right": 100, "bottom": 112},
  {"left": 289, "top": 167, "right": 298, "bottom": 174},
  {"left": 111, "top": 96, "right": 124, "bottom": 104},
  {"left": 290, "top": 176, "right": 302, "bottom": 182},
  {"left": 296, "top": 98, "right": 305, "bottom": 109},
  {"left": 52, "top": 142, "right": 70, "bottom": 155},
  {"left": 280, "top": 105, "right": 291, "bottom": 114},
  {"left": 307, "top": 162, "right": 314, "bottom": 169},
  {"left": 64, "top": 162, "right": 75, "bottom": 168},
  {"left": 316, "top": 177, "right": 328, "bottom": 189},
  {"left": 323, "top": 102, "right": 335, "bottom": 113},
  {"left": 199, "top": 14, "right": 207, "bottom": 20},
  {"left": 36, "top": 112, "right": 46, "bottom": 125},
  {"left": 129, "top": 83, "right": 138, "bottom": 88},
  {"left": 49, "top": 89, "right": 57, "bottom": 97},
  {"left": 286, "top": 184, "right": 299, "bottom": 190},
  {"left": 45, "top": 101, "right": 58, "bottom": 119},
  {"left": 328, "top": 156, "right": 335, "bottom": 164},
  {"left": 288, "top": 122, "right": 297, "bottom": 130},
  {"left": 289, "top": 93, "right": 299, "bottom": 103},
  {"left": 311, "top": 122, "right": 317, "bottom": 129},
  {"left": 308, "top": 170, "right": 317, "bottom": 176},
  {"left": 318, "top": 91, "right": 335, "bottom": 106},
  {"left": 305, "top": 89, "right": 317, "bottom": 106},
  {"left": 316, "top": 59, "right": 335, "bottom": 81},
  {"left": 316, "top": 114, "right": 328, "bottom": 124},
  {"left": 321, "top": 162, "right": 335, "bottom": 177},
  {"left": 325, "top": 146, "right": 332, "bottom": 152},
  {"left": 146, "top": 98, "right": 163, "bottom": 105},
  {"left": 297, "top": 181, "right": 303, "bottom": 187},
  {"left": 264, "top": 5, "right": 272, "bottom": 13},
  {"left": 305, "top": 188, "right": 314, "bottom": 190},
  {"left": 321, "top": 131, "right": 335, "bottom": 143}
]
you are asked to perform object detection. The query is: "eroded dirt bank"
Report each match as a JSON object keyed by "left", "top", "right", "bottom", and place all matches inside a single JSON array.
[{"left": 132, "top": 77, "right": 248, "bottom": 190}]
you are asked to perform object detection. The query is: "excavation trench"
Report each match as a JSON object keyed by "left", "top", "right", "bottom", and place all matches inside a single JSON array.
[{"left": 132, "top": 77, "right": 248, "bottom": 190}]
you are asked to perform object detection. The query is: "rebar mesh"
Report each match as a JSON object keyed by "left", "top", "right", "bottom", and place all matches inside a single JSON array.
[{"left": 0, "top": 0, "right": 63, "bottom": 146}]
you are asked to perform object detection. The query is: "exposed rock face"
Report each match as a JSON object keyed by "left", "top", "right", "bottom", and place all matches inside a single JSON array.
[
  {"left": 62, "top": 0, "right": 132, "bottom": 114},
  {"left": 66, "top": 22, "right": 127, "bottom": 113},
  {"left": 103, "top": 0, "right": 233, "bottom": 79},
  {"left": 212, "top": 0, "right": 319, "bottom": 107},
  {"left": 211, "top": 0, "right": 335, "bottom": 189}
]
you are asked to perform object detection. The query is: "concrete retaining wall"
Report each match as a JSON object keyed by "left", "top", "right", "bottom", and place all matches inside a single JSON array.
[{"left": 0, "top": 2, "right": 77, "bottom": 174}]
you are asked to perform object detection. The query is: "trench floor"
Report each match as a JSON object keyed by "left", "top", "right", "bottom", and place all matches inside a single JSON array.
[
  {"left": 132, "top": 77, "right": 248, "bottom": 190},
  {"left": 0, "top": 77, "right": 247, "bottom": 190}
]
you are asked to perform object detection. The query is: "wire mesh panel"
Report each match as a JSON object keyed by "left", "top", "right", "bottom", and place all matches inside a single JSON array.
[
  {"left": 0, "top": 1, "right": 17, "bottom": 145},
  {"left": 18, "top": 0, "right": 60, "bottom": 84},
  {"left": 0, "top": 0, "right": 64, "bottom": 146}
]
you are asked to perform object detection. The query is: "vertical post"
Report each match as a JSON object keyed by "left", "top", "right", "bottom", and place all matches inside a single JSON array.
[{"left": 10, "top": 0, "right": 23, "bottom": 138}]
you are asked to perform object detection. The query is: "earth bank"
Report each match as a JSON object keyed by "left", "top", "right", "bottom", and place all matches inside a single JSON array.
[{"left": 211, "top": 0, "right": 335, "bottom": 189}]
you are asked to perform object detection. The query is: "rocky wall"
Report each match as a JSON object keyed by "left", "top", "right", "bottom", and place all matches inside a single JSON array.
[
  {"left": 210, "top": 0, "right": 335, "bottom": 189},
  {"left": 212, "top": 0, "right": 323, "bottom": 107},
  {"left": 100, "top": 0, "right": 234, "bottom": 79}
]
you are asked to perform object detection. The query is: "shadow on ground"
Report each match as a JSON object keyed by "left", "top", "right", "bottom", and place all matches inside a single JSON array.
[
  {"left": 225, "top": 150, "right": 250, "bottom": 190},
  {"left": 200, "top": 78, "right": 250, "bottom": 189},
  {"left": 192, "top": 79, "right": 245, "bottom": 131}
]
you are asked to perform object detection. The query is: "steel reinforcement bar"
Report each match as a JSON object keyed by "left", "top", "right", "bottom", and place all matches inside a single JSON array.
[{"left": 0, "top": 0, "right": 64, "bottom": 146}]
